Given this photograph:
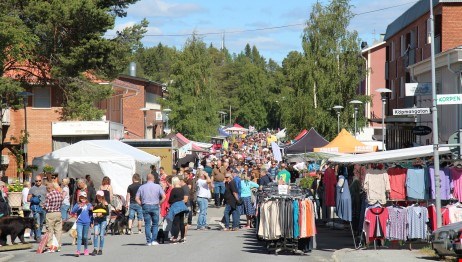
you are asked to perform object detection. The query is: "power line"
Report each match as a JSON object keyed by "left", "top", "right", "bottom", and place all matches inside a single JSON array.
[{"left": 133, "top": 1, "right": 418, "bottom": 37}]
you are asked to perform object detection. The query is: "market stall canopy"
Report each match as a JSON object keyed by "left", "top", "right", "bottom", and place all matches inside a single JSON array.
[
  {"left": 32, "top": 140, "right": 160, "bottom": 196},
  {"left": 329, "top": 145, "right": 450, "bottom": 164},
  {"left": 218, "top": 128, "right": 230, "bottom": 137},
  {"left": 284, "top": 128, "right": 329, "bottom": 154},
  {"left": 225, "top": 126, "right": 249, "bottom": 133},
  {"left": 313, "top": 129, "right": 377, "bottom": 153},
  {"left": 294, "top": 129, "right": 308, "bottom": 141}
]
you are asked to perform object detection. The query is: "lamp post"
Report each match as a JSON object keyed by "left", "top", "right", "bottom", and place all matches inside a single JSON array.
[
  {"left": 140, "top": 107, "right": 150, "bottom": 139},
  {"left": 376, "top": 88, "right": 392, "bottom": 151},
  {"left": 349, "top": 100, "right": 363, "bottom": 137},
  {"left": 163, "top": 108, "right": 172, "bottom": 135},
  {"left": 18, "top": 91, "right": 33, "bottom": 176},
  {"left": 332, "top": 105, "right": 344, "bottom": 133}
]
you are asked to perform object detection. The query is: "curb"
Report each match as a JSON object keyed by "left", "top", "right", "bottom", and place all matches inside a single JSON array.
[
  {"left": 0, "top": 254, "right": 14, "bottom": 262},
  {"left": 331, "top": 250, "right": 341, "bottom": 262}
]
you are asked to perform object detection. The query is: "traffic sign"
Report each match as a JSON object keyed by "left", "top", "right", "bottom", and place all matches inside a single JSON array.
[
  {"left": 436, "top": 94, "right": 462, "bottom": 105},
  {"left": 393, "top": 108, "right": 430, "bottom": 116}
]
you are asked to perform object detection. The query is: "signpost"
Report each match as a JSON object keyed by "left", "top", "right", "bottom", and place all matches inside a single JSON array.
[
  {"left": 393, "top": 108, "right": 430, "bottom": 116},
  {"left": 436, "top": 94, "right": 462, "bottom": 105}
]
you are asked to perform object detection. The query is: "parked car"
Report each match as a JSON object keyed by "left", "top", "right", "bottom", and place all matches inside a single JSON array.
[{"left": 431, "top": 221, "right": 462, "bottom": 258}]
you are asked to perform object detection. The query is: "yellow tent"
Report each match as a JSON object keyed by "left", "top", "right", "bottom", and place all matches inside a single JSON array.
[{"left": 313, "top": 129, "right": 377, "bottom": 153}]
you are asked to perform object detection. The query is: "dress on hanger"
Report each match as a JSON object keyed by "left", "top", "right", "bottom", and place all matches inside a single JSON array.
[
  {"left": 323, "top": 167, "right": 336, "bottom": 207},
  {"left": 363, "top": 169, "right": 390, "bottom": 205},
  {"left": 429, "top": 166, "right": 451, "bottom": 200},
  {"left": 450, "top": 167, "right": 462, "bottom": 202},
  {"left": 335, "top": 175, "right": 352, "bottom": 222}
]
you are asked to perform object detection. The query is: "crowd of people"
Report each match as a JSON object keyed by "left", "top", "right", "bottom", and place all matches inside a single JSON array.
[{"left": 16, "top": 131, "right": 311, "bottom": 256}]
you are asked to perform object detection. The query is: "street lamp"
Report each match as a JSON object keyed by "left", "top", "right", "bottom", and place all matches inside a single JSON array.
[
  {"left": 163, "top": 108, "right": 172, "bottom": 135},
  {"left": 332, "top": 105, "right": 344, "bottom": 133},
  {"left": 140, "top": 107, "right": 150, "bottom": 139},
  {"left": 349, "top": 100, "right": 363, "bottom": 137},
  {"left": 18, "top": 91, "right": 33, "bottom": 177},
  {"left": 376, "top": 88, "right": 392, "bottom": 151},
  {"left": 218, "top": 111, "right": 227, "bottom": 125}
]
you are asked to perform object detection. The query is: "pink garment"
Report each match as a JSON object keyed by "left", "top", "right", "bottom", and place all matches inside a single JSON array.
[
  {"left": 364, "top": 207, "right": 389, "bottom": 243},
  {"left": 323, "top": 168, "right": 336, "bottom": 207},
  {"left": 450, "top": 167, "right": 462, "bottom": 202}
]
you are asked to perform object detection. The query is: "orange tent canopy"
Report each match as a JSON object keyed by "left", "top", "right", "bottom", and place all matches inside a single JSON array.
[{"left": 313, "top": 129, "right": 377, "bottom": 153}]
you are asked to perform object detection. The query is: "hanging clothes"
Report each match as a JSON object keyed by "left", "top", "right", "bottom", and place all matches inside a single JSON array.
[
  {"left": 305, "top": 200, "right": 315, "bottom": 237},
  {"left": 387, "top": 167, "right": 407, "bottom": 200},
  {"left": 364, "top": 207, "right": 389, "bottom": 243},
  {"left": 450, "top": 167, "right": 462, "bottom": 202},
  {"left": 406, "top": 168, "right": 429, "bottom": 200},
  {"left": 429, "top": 166, "right": 452, "bottom": 200},
  {"left": 293, "top": 200, "right": 299, "bottom": 238},
  {"left": 258, "top": 200, "right": 281, "bottom": 240},
  {"left": 428, "top": 205, "right": 450, "bottom": 232},
  {"left": 407, "top": 205, "right": 428, "bottom": 240},
  {"left": 386, "top": 206, "right": 407, "bottom": 241},
  {"left": 323, "top": 167, "right": 336, "bottom": 207},
  {"left": 335, "top": 175, "right": 352, "bottom": 222},
  {"left": 363, "top": 169, "right": 390, "bottom": 205},
  {"left": 448, "top": 204, "right": 462, "bottom": 224}
]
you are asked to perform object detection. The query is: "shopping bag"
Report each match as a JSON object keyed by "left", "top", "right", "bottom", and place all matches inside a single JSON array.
[
  {"left": 49, "top": 234, "right": 59, "bottom": 251},
  {"left": 36, "top": 232, "right": 50, "bottom": 254}
]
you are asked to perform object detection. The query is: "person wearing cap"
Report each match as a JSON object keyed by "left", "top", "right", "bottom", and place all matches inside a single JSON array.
[
  {"left": 91, "top": 190, "right": 109, "bottom": 256},
  {"left": 136, "top": 173, "right": 166, "bottom": 246},
  {"left": 28, "top": 174, "right": 47, "bottom": 241},
  {"left": 71, "top": 191, "right": 93, "bottom": 257},
  {"left": 44, "top": 182, "right": 64, "bottom": 252},
  {"left": 223, "top": 172, "right": 240, "bottom": 231}
]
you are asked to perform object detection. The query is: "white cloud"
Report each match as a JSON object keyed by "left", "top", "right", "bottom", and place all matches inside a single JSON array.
[
  {"left": 126, "top": 0, "right": 206, "bottom": 18},
  {"left": 105, "top": 21, "right": 162, "bottom": 39}
]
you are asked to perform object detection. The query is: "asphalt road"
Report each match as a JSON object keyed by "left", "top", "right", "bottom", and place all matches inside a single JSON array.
[{"left": 8, "top": 204, "right": 355, "bottom": 262}]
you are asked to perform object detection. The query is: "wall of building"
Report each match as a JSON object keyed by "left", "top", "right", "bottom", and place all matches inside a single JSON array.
[
  {"left": 2, "top": 105, "right": 61, "bottom": 178},
  {"left": 442, "top": 5, "right": 462, "bottom": 52},
  {"left": 365, "top": 44, "right": 387, "bottom": 128}
]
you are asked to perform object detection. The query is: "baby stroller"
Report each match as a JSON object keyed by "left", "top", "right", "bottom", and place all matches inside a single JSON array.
[{"left": 107, "top": 195, "right": 129, "bottom": 235}]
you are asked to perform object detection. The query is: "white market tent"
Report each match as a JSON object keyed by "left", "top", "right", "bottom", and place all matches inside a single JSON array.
[
  {"left": 32, "top": 140, "right": 160, "bottom": 196},
  {"left": 329, "top": 145, "right": 451, "bottom": 164}
]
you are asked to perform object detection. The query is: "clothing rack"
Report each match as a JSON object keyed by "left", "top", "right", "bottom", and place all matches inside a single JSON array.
[{"left": 256, "top": 190, "right": 316, "bottom": 255}]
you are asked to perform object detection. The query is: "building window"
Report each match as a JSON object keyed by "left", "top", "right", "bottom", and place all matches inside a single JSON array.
[
  {"left": 390, "top": 80, "right": 395, "bottom": 100},
  {"left": 391, "top": 41, "right": 395, "bottom": 61},
  {"left": 33, "top": 86, "right": 51, "bottom": 108},
  {"left": 400, "top": 77, "right": 405, "bottom": 98}
]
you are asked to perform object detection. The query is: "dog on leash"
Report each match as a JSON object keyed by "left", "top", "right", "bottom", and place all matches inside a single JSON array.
[
  {"left": 156, "top": 229, "right": 165, "bottom": 244},
  {"left": 69, "top": 228, "right": 77, "bottom": 245},
  {"left": 109, "top": 213, "right": 129, "bottom": 235}
]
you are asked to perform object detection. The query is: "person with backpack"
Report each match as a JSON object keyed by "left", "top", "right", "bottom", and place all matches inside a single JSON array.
[
  {"left": 28, "top": 175, "right": 47, "bottom": 242},
  {"left": 91, "top": 191, "right": 109, "bottom": 256}
]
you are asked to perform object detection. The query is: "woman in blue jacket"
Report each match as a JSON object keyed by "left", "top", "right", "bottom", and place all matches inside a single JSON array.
[{"left": 71, "top": 191, "right": 93, "bottom": 257}]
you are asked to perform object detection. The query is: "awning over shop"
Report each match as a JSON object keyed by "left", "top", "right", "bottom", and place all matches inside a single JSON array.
[
  {"left": 329, "top": 145, "right": 451, "bottom": 164},
  {"left": 284, "top": 128, "right": 329, "bottom": 154}
]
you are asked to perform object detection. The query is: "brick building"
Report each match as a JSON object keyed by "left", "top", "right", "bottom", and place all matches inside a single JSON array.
[
  {"left": 383, "top": 0, "right": 462, "bottom": 149},
  {"left": 1, "top": 70, "right": 165, "bottom": 180}
]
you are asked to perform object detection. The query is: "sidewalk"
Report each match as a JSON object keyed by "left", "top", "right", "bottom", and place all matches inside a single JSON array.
[
  {"left": 332, "top": 248, "right": 439, "bottom": 262},
  {"left": 0, "top": 253, "right": 14, "bottom": 262}
]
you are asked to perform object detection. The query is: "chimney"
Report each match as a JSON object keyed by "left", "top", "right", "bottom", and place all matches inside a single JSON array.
[
  {"left": 129, "top": 62, "right": 136, "bottom": 77},
  {"left": 361, "top": 41, "right": 368, "bottom": 49}
]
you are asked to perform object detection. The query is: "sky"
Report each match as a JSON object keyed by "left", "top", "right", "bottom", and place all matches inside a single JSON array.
[{"left": 109, "top": 0, "right": 419, "bottom": 64}]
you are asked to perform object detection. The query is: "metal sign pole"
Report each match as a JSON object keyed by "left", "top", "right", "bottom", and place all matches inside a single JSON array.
[{"left": 429, "top": 0, "right": 442, "bottom": 228}]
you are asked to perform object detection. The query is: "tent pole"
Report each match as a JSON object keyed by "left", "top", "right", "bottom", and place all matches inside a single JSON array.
[{"left": 350, "top": 221, "right": 357, "bottom": 249}]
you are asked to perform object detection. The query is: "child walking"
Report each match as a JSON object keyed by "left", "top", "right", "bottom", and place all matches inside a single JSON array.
[
  {"left": 92, "top": 191, "right": 109, "bottom": 255},
  {"left": 71, "top": 191, "right": 93, "bottom": 257}
]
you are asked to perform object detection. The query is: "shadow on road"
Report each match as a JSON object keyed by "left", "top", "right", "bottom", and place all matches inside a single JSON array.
[{"left": 238, "top": 222, "right": 356, "bottom": 255}]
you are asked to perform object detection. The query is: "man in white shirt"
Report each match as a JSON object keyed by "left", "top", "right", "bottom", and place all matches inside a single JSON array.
[{"left": 196, "top": 171, "right": 212, "bottom": 230}]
